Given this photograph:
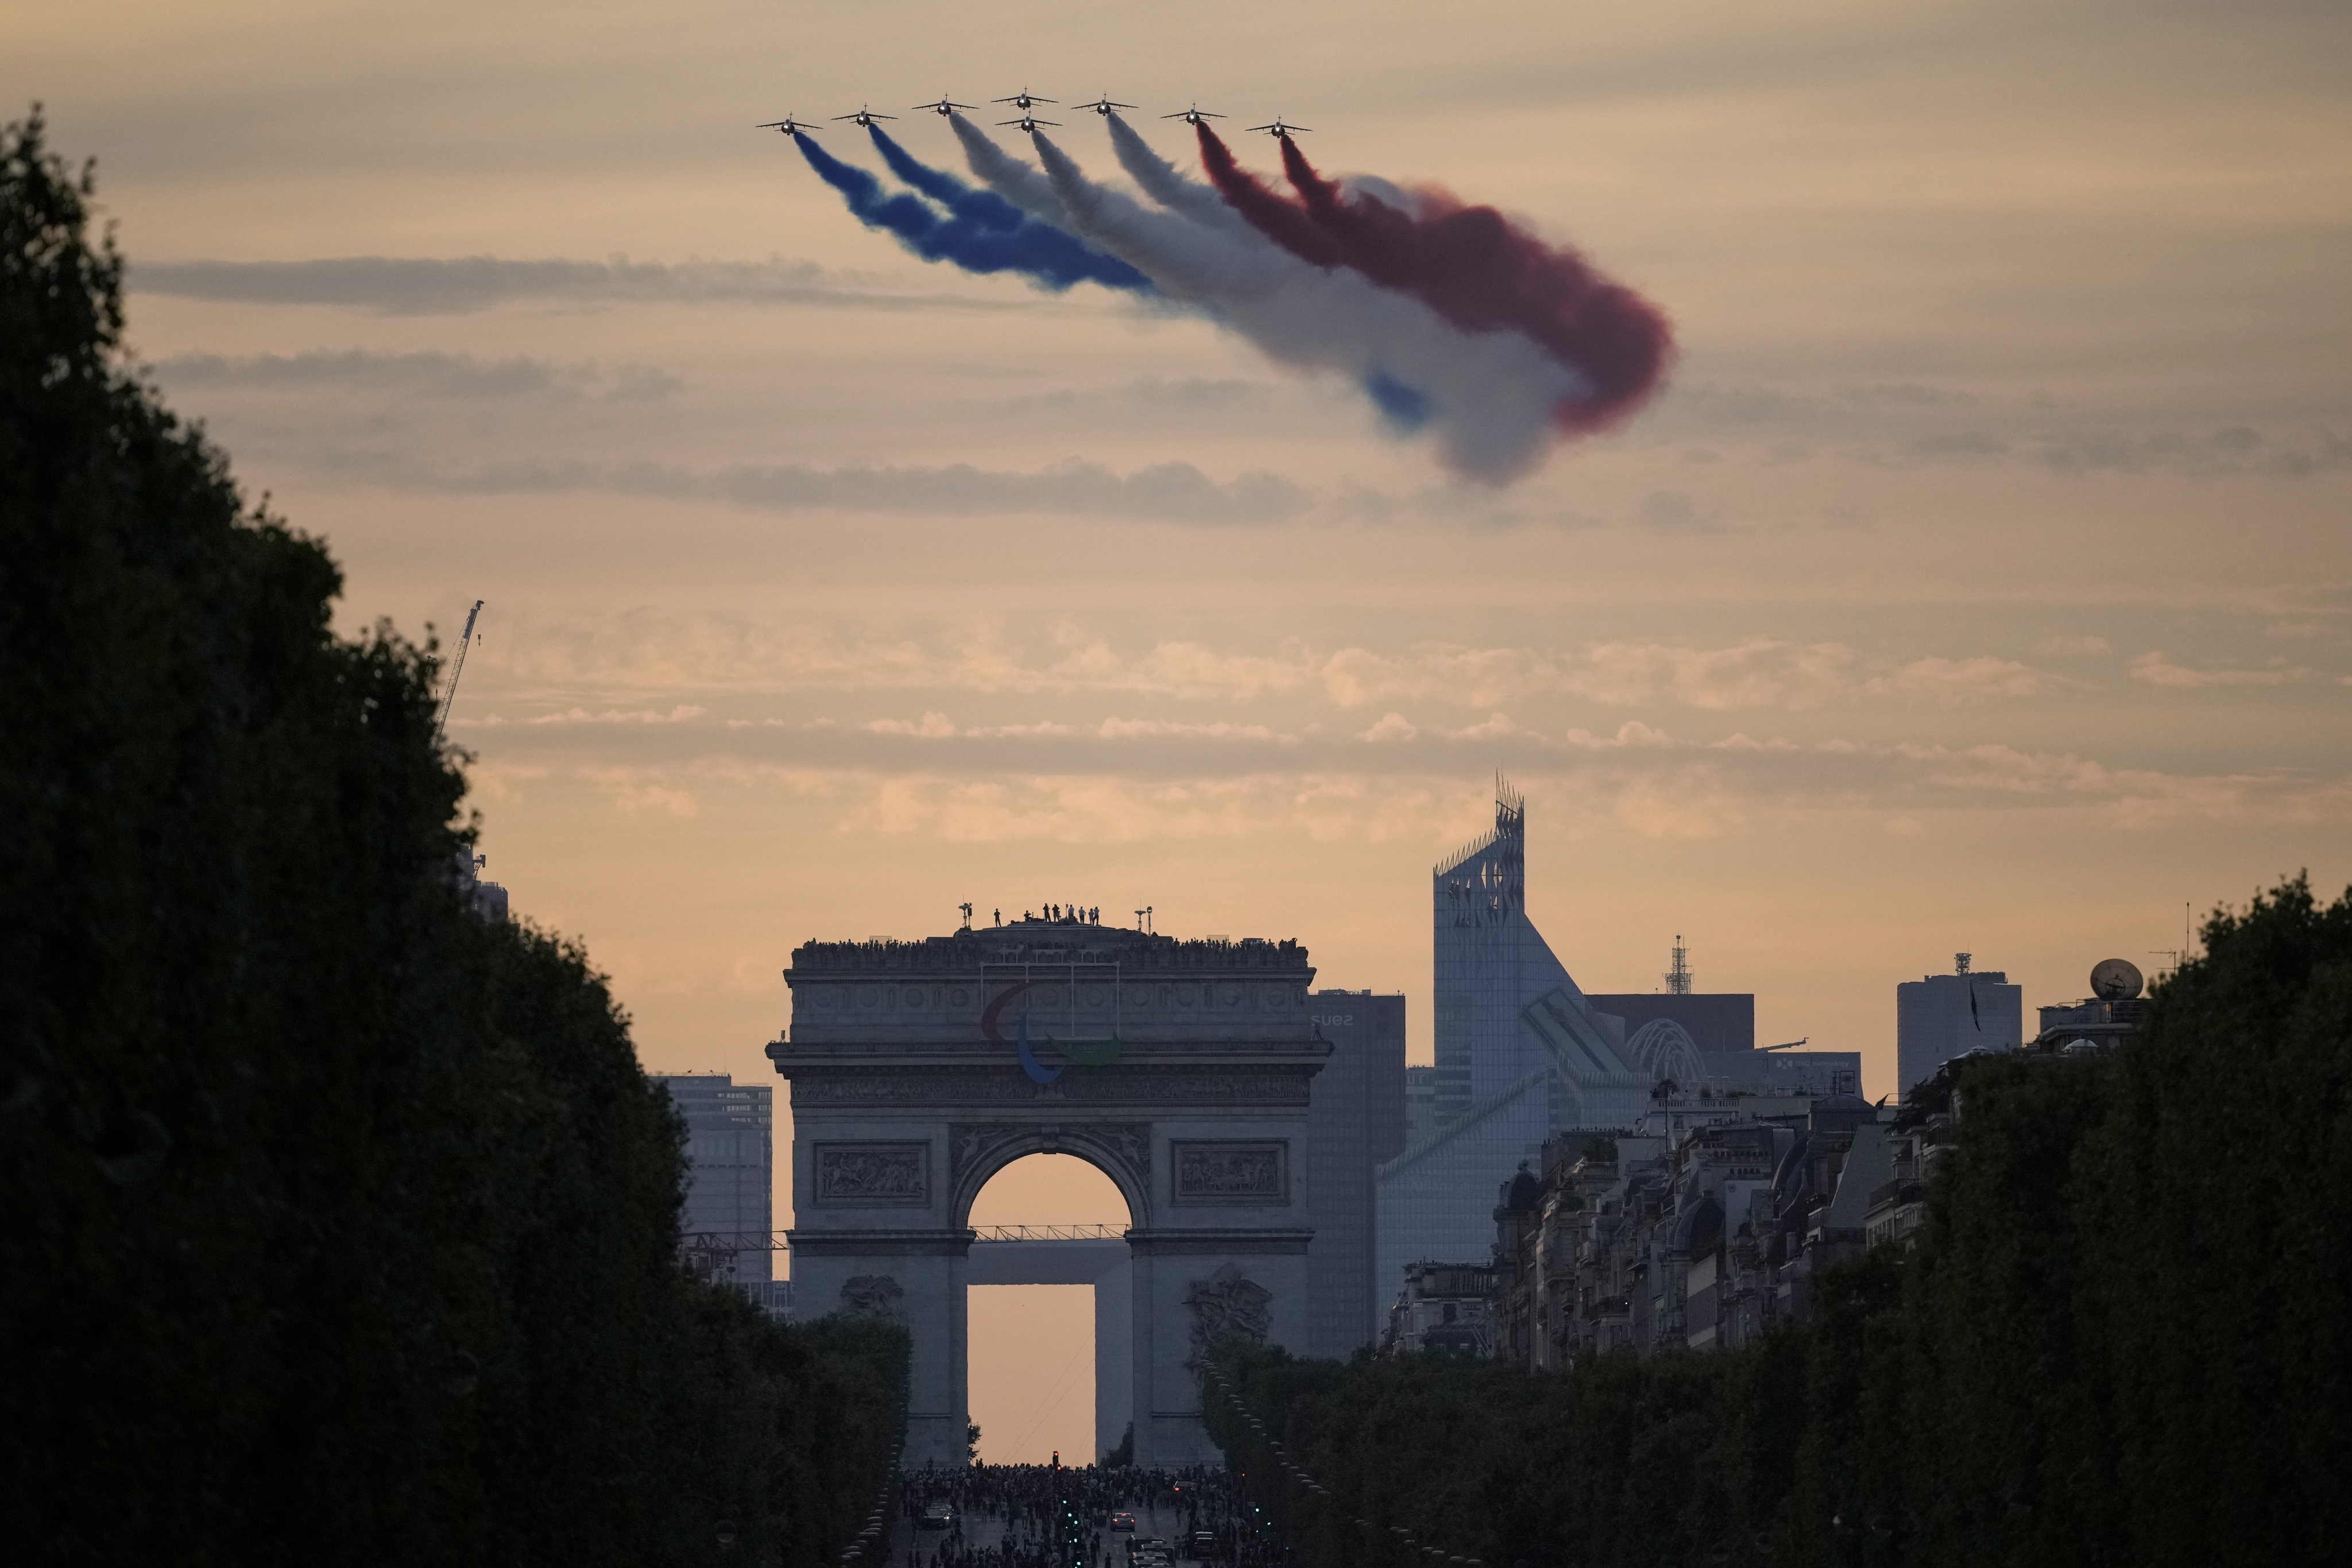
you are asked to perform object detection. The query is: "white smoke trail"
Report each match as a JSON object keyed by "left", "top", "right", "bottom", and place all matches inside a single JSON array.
[
  {"left": 1103, "top": 114, "right": 1248, "bottom": 231},
  {"left": 1104, "top": 115, "right": 1428, "bottom": 230},
  {"left": 950, "top": 120, "right": 1081, "bottom": 233},
  {"left": 950, "top": 115, "right": 1585, "bottom": 483}
]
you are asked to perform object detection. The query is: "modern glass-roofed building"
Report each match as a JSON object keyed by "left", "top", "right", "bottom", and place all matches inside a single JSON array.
[{"left": 1374, "top": 784, "right": 1650, "bottom": 1300}]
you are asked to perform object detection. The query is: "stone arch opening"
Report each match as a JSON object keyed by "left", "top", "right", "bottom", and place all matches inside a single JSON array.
[
  {"left": 965, "top": 1153, "right": 1134, "bottom": 1465},
  {"left": 968, "top": 1152, "right": 1133, "bottom": 1232},
  {"left": 949, "top": 1125, "right": 1150, "bottom": 1233}
]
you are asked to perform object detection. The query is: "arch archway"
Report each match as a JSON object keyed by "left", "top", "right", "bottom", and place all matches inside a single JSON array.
[
  {"left": 951, "top": 1126, "right": 1149, "bottom": 1233},
  {"left": 771, "top": 924, "right": 1329, "bottom": 1468},
  {"left": 965, "top": 1153, "right": 1133, "bottom": 1464}
]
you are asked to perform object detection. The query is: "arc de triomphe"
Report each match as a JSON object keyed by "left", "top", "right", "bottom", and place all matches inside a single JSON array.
[{"left": 767, "top": 917, "right": 1328, "bottom": 1468}]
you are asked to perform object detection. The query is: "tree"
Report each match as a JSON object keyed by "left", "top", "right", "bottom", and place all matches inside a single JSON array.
[
  {"left": 1, "top": 107, "right": 905, "bottom": 1568},
  {"left": 1204, "top": 877, "right": 2352, "bottom": 1568}
]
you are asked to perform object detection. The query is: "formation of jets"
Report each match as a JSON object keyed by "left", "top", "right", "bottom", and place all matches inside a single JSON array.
[{"left": 754, "top": 94, "right": 1313, "bottom": 140}]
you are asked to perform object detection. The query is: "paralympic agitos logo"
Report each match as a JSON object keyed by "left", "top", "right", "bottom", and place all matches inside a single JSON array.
[{"left": 980, "top": 979, "right": 1124, "bottom": 1083}]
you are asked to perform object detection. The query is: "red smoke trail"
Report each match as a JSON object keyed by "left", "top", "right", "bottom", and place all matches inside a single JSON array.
[{"left": 1196, "top": 125, "right": 1673, "bottom": 432}]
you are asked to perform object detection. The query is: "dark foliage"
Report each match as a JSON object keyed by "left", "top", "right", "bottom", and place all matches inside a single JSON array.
[
  {"left": 0, "top": 109, "right": 905, "bottom": 1567},
  {"left": 1208, "top": 877, "right": 2352, "bottom": 1568}
]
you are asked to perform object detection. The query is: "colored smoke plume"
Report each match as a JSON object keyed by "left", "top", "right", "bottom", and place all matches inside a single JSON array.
[
  {"left": 951, "top": 115, "right": 1585, "bottom": 481},
  {"left": 1197, "top": 126, "right": 1673, "bottom": 431},
  {"left": 865, "top": 124, "right": 1029, "bottom": 234},
  {"left": 789, "top": 131, "right": 1151, "bottom": 294}
]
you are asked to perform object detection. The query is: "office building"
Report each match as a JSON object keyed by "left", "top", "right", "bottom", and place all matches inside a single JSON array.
[
  {"left": 1306, "top": 990, "right": 1409, "bottom": 1357},
  {"left": 1592, "top": 970, "right": 1859, "bottom": 1097},
  {"left": 1402, "top": 1066, "right": 1438, "bottom": 1145},
  {"left": 1896, "top": 955, "right": 2022, "bottom": 1099},
  {"left": 1375, "top": 785, "right": 1650, "bottom": 1308},
  {"left": 649, "top": 1073, "right": 775, "bottom": 1286},
  {"left": 1584, "top": 992, "right": 1755, "bottom": 1054}
]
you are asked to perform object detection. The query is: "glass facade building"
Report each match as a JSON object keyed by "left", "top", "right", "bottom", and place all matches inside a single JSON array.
[
  {"left": 1375, "top": 786, "right": 1650, "bottom": 1306},
  {"left": 649, "top": 1073, "right": 775, "bottom": 1284},
  {"left": 1897, "top": 961, "right": 2022, "bottom": 1099},
  {"left": 1305, "top": 990, "right": 1409, "bottom": 1356}
]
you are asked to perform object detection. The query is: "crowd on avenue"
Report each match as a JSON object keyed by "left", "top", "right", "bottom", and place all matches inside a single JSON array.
[{"left": 896, "top": 1463, "right": 1293, "bottom": 1568}]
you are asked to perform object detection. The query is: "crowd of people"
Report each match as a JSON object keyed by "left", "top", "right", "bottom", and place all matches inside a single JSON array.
[{"left": 896, "top": 1462, "right": 1292, "bottom": 1568}]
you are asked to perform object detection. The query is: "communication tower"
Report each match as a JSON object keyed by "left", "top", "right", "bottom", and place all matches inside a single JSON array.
[{"left": 1664, "top": 935, "right": 1693, "bottom": 995}]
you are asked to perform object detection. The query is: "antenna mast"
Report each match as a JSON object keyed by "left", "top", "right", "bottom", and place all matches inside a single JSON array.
[
  {"left": 434, "top": 599, "right": 484, "bottom": 742},
  {"left": 1664, "top": 935, "right": 1693, "bottom": 995}
]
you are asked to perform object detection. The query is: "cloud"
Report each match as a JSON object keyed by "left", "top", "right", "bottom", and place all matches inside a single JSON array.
[
  {"left": 1571, "top": 638, "right": 1858, "bottom": 711},
  {"left": 1445, "top": 712, "right": 1542, "bottom": 742},
  {"left": 1358, "top": 713, "right": 1417, "bottom": 742},
  {"left": 2038, "top": 633, "right": 2111, "bottom": 655},
  {"left": 612, "top": 784, "right": 699, "bottom": 818},
  {"left": 149, "top": 349, "right": 679, "bottom": 401},
  {"left": 1862, "top": 656, "right": 2051, "bottom": 706},
  {"left": 857, "top": 713, "right": 1297, "bottom": 744},
  {"left": 1657, "top": 382, "right": 2352, "bottom": 479},
  {"left": 999, "top": 377, "right": 1271, "bottom": 415},
  {"left": 1093, "top": 718, "right": 1291, "bottom": 742},
  {"left": 863, "top": 711, "right": 958, "bottom": 737},
  {"left": 1565, "top": 721, "right": 1676, "bottom": 749},
  {"left": 299, "top": 451, "right": 1310, "bottom": 525},
  {"left": 455, "top": 704, "right": 707, "bottom": 728},
  {"left": 465, "top": 618, "right": 2076, "bottom": 714},
  {"left": 499, "top": 740, "right": 2352, "bottom": 850},
  {"left": 129, "top": 255, "right": 1070, "bottom": 316},
  {"left": 2129, "top": 652, "right": 2304, "bottom": 688},
  {"left": 536, "top": 704, "right": 706, "bottom": 725}
]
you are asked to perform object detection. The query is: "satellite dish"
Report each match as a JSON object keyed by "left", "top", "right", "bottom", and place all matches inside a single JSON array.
[{"left": 2090, "top": 958, "right": 2144, "bottom": 1001}]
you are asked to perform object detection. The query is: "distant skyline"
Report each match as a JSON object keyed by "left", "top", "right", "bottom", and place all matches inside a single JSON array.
[{"left": 13, "top": 0, "right": 2346, "bottom": 1340}]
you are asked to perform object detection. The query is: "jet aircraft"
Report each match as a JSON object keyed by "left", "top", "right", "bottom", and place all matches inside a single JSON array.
[
  {"left": 1245, "top": 117, "right": 1311, "bottom": 139},
  {"left": 1163, "top": 103, "right": 1225, "bottom": 126},
  {"left": 754, "top": 115, "right": 817, "bottom": 136},
  {"left": 1071, "top": 95, "right": 1136, "bottom": 117},
  {"left": 911, "top": 95, "right": 975, "bottom": 117},
  {"left": 833, "top": 104, "right": 896, "bottom": 127},
  {"left": 998, "top": 113, "right": 1061, "bottom": 131},
  {"left": 992, "top": 88, "right": 1056, "bottom": 110}
]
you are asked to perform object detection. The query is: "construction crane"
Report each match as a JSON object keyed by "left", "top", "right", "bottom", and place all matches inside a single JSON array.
[{"left": 433, "top": 599, "right": 484, "bottom": 742}]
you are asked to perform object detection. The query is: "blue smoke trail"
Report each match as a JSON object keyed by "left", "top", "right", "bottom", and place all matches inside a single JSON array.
[
  {"left": 790, "top": 133, "right": 1154, "bottom": 294},
  {"left": 866, "top": 124, "right": 1027, "bottom": 232},
  {"left": 1364, "top": 371, "right": 1434, "bottom": 433}
]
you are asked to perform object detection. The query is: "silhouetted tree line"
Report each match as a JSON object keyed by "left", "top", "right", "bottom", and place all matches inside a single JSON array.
[
  {"left": 1207, "top": 877, "right": 2351, "bottom": 1568},
  {"left": 1, "top": 111, "right": 905, "bottom": 1566}
]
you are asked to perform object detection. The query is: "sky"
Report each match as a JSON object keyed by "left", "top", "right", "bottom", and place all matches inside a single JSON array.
[{"left": 13, "top": 0, "right": 2349, "bottom": 1459}]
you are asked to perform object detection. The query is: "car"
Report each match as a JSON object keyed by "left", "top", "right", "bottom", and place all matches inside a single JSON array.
[
  {"left": 915, "top": 1504, "right": 955, "bottom": 1531},
  {"left": 1109, "top": 1512, "right": 1137, "bottom": 1532},
  {"left": 1186, "top": 1530, "right": 1220, "bottom": 1559}
]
